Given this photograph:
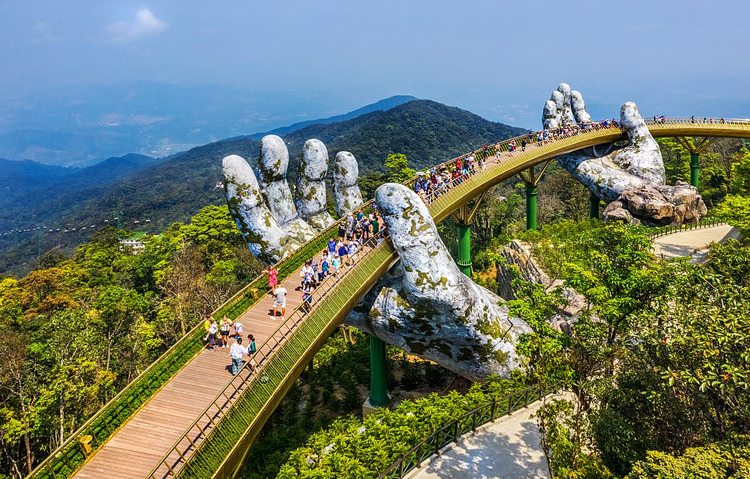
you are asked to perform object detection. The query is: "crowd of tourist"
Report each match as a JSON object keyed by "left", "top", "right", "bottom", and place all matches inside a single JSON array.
[{"left": 205, "top": 117, "right": 632, "bottom": 376}]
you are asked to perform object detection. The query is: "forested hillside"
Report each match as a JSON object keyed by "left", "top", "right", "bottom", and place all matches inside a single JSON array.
[{"left": 0, "top": 100, "right": 525, "bottom": 275}]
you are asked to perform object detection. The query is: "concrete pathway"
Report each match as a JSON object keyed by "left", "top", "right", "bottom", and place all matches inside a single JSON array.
[
  {"left": 652, "top": 224, "right": 740, "bottom": 260},
  {"left": 407, "top": 399, "right": 550, "bottom": 479}
]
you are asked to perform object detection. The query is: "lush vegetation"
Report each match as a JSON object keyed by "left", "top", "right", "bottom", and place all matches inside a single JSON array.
[
  {"left": 0, "top": 205, "right": 261, "bottom": 478},
  {"left": 241, "top": 327, "right": 458, "bottom": 479},
  {"left": 272, "top": 376, "right": 527, "bottom": 479},
  {"left": 0, "top": 100, "right": 525, "bottom": 276}
]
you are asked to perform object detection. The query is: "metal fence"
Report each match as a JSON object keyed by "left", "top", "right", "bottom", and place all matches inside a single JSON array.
[
  {"left": 648, "top": 216, "right": 726, "bottom": 240},
  {"left": 25, "top": 116, "right": 750, "bottom": 479},
  {"left": 378, "top": 384, "right": 552, "bottom": 479}
]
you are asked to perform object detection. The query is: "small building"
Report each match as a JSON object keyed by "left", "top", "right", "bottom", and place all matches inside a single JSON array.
[{"left": 120, "top": 232, "right": 148, "bottom": 252}]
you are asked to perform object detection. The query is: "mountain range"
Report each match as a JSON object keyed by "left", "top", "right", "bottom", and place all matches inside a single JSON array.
[{"left": 0, "top": 99, "right": 526, "bottom": 275}]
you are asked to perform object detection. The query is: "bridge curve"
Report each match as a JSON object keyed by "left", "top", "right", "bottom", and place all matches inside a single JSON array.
[{"left": 27, "top": 117, "right": 750, "bottom": 479}]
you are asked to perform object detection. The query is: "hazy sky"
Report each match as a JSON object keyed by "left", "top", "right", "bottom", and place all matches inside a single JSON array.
[{"left": 1, "top": 0, "right": 749, "bottom": 128}]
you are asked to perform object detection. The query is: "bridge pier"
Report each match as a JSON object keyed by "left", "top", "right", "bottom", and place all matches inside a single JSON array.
[
  {"left": 450, "top": 191, "right": 487, "bottom": 277},
  {"left": 519, "top": 160, "right": 552, "bottom": 231},
  {"left": 364, "top": 335, "right": 390, "bottom": 415},
  {"left": 589, "top": 191, "right": 600, "bottom": 219},
  {"left": 456, "top": 222, "right": 472, "bottom": 276},
  {"left": 526, "top": 185, "right": 538, "bottom": 230},
  {"left": 690, "top": 152, "right": 700, "bottom": 188},
  {"left": 675, "top": 137, "right": 719, "bottom": 188}
]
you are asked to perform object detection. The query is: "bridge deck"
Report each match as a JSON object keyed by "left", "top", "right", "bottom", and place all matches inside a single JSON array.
[
  {"left": 73, "top": 267, "right": 307, "bottom": 478},
  {"left": 49, "top": 118, "right": 750, "bottom": 479}
]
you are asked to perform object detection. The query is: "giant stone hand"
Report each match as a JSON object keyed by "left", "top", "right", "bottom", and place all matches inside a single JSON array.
[
  {"left": 543, "top": 83, "right": 706, "bottom": 226},
  {"left": 223, "top": 135, "right": 363, "bottom": 263},
  {"left": 345, "top": 183, "right": 532, "bottom": 381}
]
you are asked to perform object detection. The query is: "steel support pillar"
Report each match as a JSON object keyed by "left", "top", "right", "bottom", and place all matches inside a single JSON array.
[
  {"left": 368, "top": 335, "right": 389, "bottom": 408},
  {"left": 456, "top": 222, "right": 472, "bottom": 277},
  {"left": 526, "top": 185, "right": 538, "bottom": 230},
  {"left": 690, "top": 152, "right": 700, "bottom": 188},
  {"left": 589, "top": 191, "right": 600, "bottom": 219}
]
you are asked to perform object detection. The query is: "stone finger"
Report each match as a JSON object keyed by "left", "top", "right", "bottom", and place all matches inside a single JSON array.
[
  {"left": 296, "top": 139, "right": 334, "bottom": 230},
  {"left": 570, "top": 90, "right": 592, "bottom": 123},
  {"left": 222, "top": 154, "right": 299, "bottom": 263},
  {"left": 333, "top": 151, "right": 363, "bottom": 216},
  {"left": 258, "top": 135, "right": 317, "bottom": 242}
]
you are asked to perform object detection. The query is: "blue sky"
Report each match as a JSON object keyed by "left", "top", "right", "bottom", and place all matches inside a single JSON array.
[{"left": 1, "top": 0, "right": 748, "bottom": 129}]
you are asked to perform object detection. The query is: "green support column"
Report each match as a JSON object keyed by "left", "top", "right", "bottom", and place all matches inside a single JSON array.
[
  {"left": 456, "top": 222, "right": 472, "bottom": 277},
  {"left": 690, "top": 152, "right": 700, "bottom": 188},
  {"left": 526, "top": 185, "right": 538, "bottom": 230},
  {"left": 369, "top": 335, "right": 389, "bottom": 408},
  {"left": 589, "top": 191, "right": 600, "bottom": 219}
]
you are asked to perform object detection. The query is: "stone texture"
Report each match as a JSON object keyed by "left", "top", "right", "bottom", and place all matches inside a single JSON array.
[
  {"left": 224, "top": 138, "right": 366, "bottom": 264},
  {"left": 222, "top": 154, "right": 300, "bottom": 263},
  {"left": 258, "top": 135, "right": 317, "bottom": 243},
  {"left": 345, "top": 184, "right": 532, "bottom": 381},
  {"left": 496, "top": 240, "right": 586, "bottom": 335},
  {"left": 333, "top": 151, "right": 364, "bottom": 216},
  {"left": 543, "top": 87, "right": 706, "bottom": 226},
  {"left": 296, "top": 139, "right": 335, "bottom": 230},
  {"left": 603, "top": 181, "right": 707, "bottom": 226}
]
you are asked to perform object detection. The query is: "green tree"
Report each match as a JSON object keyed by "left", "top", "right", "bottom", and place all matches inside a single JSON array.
[{"left": 384, "top": 153, "right": 416, "bottom": 182}]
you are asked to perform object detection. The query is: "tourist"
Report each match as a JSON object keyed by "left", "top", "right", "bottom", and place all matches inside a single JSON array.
[
  {"left": 234, "top": 320, "right": 244, "bottom": 339},
  {"left": 272, "top": 284, "right": 287, "bottom": 319},
  {"left": 302, "top": 281, "right": 314, "bottom": 312},
  {"left": 247, "top": 334, "right": 257, "bottom": 355},
  {"left": 263, "top": 266, "right": 278, "bottom": 291},
  {"left": 347, "top": 239, "right": 359, "bottom": 267},
  {"left": 337, "top": 222, "right": 346, "bottom": 241},
  {"left": 219, "top": 315, "right": 233, "bottom": 348},
  {"left": 300, "top": 261, "right": 314, "bottom": 287},
  {"left": 327, "top": 237, "right": 336, "bottom": 255},
  {"left": 229, "top": 337, "right": 248, "bottom": 375},
  {"left": 521, "top": 138, "right": 527, "bottom": 151},
  {"left": 331, "top": 253, "right": 341, "bottom": 276},
  {"left": 204, "top": 318, "right": 218, "bottom": 351},
  {"left": 337, "top": 240, "right": 348, "bottom": 263},
  {"left": 321, "top": 256, "right": 329, "bottom": 280}
]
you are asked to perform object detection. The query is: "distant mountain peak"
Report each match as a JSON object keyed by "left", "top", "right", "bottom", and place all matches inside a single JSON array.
[{"left": 245, "top": 95, "right": 419, "bottom": 140}]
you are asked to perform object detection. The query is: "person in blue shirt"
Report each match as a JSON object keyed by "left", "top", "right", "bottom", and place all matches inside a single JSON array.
[{"left": 327, "top": 238, "right": 336, "bottom": 254}]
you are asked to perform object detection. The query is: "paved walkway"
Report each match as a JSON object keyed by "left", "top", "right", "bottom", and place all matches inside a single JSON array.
[
  {"left": 407, "top": 399, "right": 550, "bottom": 479},
  {"left": 652, "top": 224, "right": 740, "bottom": 260}
]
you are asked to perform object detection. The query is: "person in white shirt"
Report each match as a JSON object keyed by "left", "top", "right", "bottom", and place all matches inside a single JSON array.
[
  {"left": 272, "top": 285, "right": 287, "bottom": 319},
  {"left": 204, "top": 319, "right": 219, "bottom": 351},
  {"left": 229, "top": 337, "right": 249, "bottom": 375},
  {"left": 234, "top": 321, "right": 244, "bottom": 339}
]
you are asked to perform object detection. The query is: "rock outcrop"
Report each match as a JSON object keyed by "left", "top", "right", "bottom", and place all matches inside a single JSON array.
[
  {"left": 345, "top": 183, "right": 532, "bottom": 381},
  {"left": 602, "top": 181, "right": 708, "bottom": 226},
  {"left": 544, "top": 84, "right": 707, "bottom": 226},
  {"left": 496, "top": 240, "right": 588, "bottom": 335}
]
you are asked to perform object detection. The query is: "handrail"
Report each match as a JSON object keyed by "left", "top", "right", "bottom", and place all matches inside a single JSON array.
[
  {"left": 27, "top": 116, "right": 750, "bottom": 479},
  {"left": 377, "top": 383, "right": 554, "bottom": 479},
  {"left": 648, "top": 217, "right": 726, "bottom": 240},
  {"left": 24, "top": 198, "right": 372, "bottom": 479},
  {"left": 146, "top": 122, "right": 629, "bottom": 478}
]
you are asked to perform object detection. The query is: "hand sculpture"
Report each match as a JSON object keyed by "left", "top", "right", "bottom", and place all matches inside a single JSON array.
[
  {"left": 223, "top": 135, "right": 363, "bottom": 263},
  {"left": 543, "top": 83, "right": 706, "bottom": 226},
  {"left": 345, "top": 183, "right": 532, "bottom": 381}
]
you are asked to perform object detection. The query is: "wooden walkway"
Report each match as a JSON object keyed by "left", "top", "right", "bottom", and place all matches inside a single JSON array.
[{"left": 73, "top": 264, "right": 309, "bottom": 478}]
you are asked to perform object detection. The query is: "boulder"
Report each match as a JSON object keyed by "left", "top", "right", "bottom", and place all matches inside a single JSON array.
[{"left": 496, "top": 240, "right": 587, "bottom": 334}]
